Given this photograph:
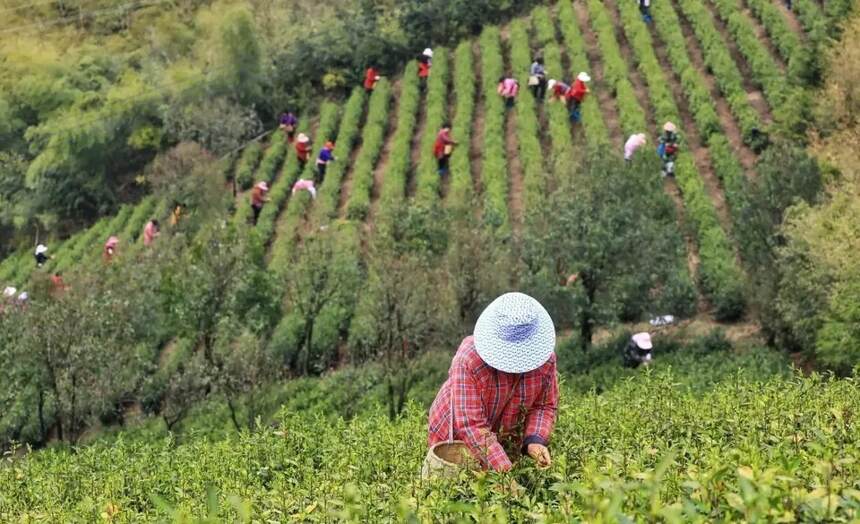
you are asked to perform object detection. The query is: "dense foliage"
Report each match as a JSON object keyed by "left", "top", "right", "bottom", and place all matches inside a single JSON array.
[{"left": 4, "top": 336, "right": 860, "bottom": 522}]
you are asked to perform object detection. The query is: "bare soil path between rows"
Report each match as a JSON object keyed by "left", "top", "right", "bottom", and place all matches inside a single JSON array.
[
  {"left": 367, "top": 79, "right": 403, "bottom": 226},
  {"left": 470, "top": 41, "right": 486, "bottom": 198},
  {"left": 773, "top": 0, "right": 805, "bottom": 38},
  {"left": 689, "top": 0, "right": 773, "bottom": 120},
  {"left": 500, "top": 31, "right": 525, "bottom": 235},
  {"left": 337, "top": 107, "right": 370, "bottom": 219},
  {"left": 406, "top": 87, "right": 428, "bottom": 199},
  {"left": 571, "top": 0, "right": 624, "bottom": 150}
]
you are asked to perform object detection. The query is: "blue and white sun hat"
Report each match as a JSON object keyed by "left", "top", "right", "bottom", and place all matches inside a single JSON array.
[{"left": 473, "top": 292, "right": 556, "bottom": 374}]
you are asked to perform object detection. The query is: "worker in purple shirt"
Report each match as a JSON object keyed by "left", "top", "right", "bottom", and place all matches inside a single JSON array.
[
  {"left": 279, "top": 111, "right": 298, "bottom": 143},
  {"left": 315, "top": 140, "right": 336, "bottom": 183}
]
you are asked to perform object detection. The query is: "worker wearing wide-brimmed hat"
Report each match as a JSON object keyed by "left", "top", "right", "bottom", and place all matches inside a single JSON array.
[
  {"left": 427, "top": 292, "right": 559, "bottom": 472},
  {"left": 295, "top": 133, "right": 312, "bottom": 170}
]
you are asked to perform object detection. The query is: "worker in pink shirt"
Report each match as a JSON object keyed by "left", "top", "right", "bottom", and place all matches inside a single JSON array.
[{"left": 497, "top": 76, "right": 520, "bottom": 109}]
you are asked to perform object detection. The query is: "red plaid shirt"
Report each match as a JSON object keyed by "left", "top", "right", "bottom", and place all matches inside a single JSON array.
[{"left": 427, "top": 336, "right": 559, "bottom": 471}]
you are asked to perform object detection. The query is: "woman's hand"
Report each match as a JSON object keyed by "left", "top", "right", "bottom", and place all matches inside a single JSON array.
[{"left": 527, "top": 444, "right": 552, "bottom": 468}]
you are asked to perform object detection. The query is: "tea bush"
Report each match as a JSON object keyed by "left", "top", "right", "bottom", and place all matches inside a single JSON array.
[
  {"left": 478, "top": 28, "right": 511, "bottom": 235},
  {"left": 346, "top": 80, "right": 393, "bottom": 220},
  {"left": 414, "top": 48, "right": 450, "bottom": 206},
  {"left": 3, "top": 342, "right": 858, "bottom": 522},
  {"left": 445, "top": 41, "right": 477, "bottom": 212}
]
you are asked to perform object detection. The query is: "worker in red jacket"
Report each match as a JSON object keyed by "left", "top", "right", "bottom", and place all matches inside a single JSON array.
[
  {"left": 567, "top": 72, "right": 591, "bottom": 122},
  {"left": 364, "top": 66, "right": 381, "bottom": 93},
  {"left": 295, "top": 133, "right": 311, "bottom": 171},
  {"left": 418, "top": 48, "right": 433, "bottom": 91},
  {"left": 433, "top": 123, "right": 456, "bottom": 175}
]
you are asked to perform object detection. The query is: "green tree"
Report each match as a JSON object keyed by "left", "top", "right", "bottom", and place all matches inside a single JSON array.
[{"left": 524, "top": 155, "right": 695, "bottom": 350}]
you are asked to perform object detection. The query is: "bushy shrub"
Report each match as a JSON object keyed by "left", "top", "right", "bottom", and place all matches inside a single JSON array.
[{"left": 235, "top": 141, "right": 263, "bottom": 190}]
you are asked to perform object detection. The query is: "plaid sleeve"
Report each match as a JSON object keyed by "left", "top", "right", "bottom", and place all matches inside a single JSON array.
[
  {"left": 451, "top": 362, "right": 512, "bottom": 472},
  {"left": 523, "top": 359, "right": 559, "bottom": 448}
]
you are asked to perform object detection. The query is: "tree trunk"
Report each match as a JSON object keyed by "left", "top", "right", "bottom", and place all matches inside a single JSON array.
[
  {"left": 302, "top": 320, "right": 315, "bottom": 376},
  {"left": 580, "top": 271, "right": 598, "bottom": 351},
  {"left": 227, "top": 397, "right": 242, "bottom": 433},
  {"left": 37, "top": 390, "right": 47, "bottom": 443}
]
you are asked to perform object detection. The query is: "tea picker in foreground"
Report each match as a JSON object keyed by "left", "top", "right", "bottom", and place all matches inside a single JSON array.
[{"left": 426, "top": 292, "right": 558, "bottom": 473}]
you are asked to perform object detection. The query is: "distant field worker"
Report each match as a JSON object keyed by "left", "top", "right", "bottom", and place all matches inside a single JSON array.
[
  {"left": 497, "top": 76, "right": 519, "bottom": 109},
  {"left": 295, "top": 133, "right": 311, "bottom": 171},
  {"left": 50, "top": 272, "right": 66, "bottom": 296},
  {"left": 433, "top": 123, "right": 457, "bottom": 175},
  {"left": 624, "top": 133, "right": 648, "bottom": 162},
  {"left": 639, "top": 0, "right": 652, "bottom": 23},
  {"left": 658, "top": 122, "right": 679, "bottom": 177},
  {"left": 143, "top": 219, "right": 160, "bottom": 246},
  {"left": 418, "top": 48, "right": 433, "bottom": 90},
  {"left": 529, "top": 57, "right": 548, "bottom": 100},
  {"left": 623, "top": 332, "right": 654, "bottom": 368},
  {"left": 567, "top": 72, "right": 591, "bottom": 122},
  {"left": 103, "top": 236, "right": 119, "bottom": 263},
  {"left": 34, "top": 244, "right": 49, "bottom": 267},
  {"left": 547, "top": 79, "right": 570, "bottom": 102},
  {"left": 292, "top": 179, "right": 317, "bottom": 199},
  {"left": 279, "top": 111, "right": 298, "bottom": 143},
  {"left": 315, "top": 140, "right": 336, "bottom": 183},
  {"left": 170, "top": 202, "right": 184, "bottom": 227},
  {"left": 250, "top": 182, "right": 269, "bottom": 226},
  {"left": 364, "top": 66, "right": 381, "bottom": 93},
  {"left": 425, "top": 292, "right": 558, "bottom": 474}
]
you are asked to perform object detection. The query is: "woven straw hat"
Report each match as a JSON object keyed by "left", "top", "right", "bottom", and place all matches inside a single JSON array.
[
  {"left": 577, "top": 72, "right": 591, "bottom": 82},
  {"left": 473, "top": 292, "right": 556, "bottom": 373},
  {"left": 3, "top": 286, "right": 16, "bottom": 298},
  {"left": 663, "top": 122, "right": 676, "bottom": 132},
  {"left": 35, "top": 244, "right": 48, "bottom": 255},
  {"left": 632, "top": 332, "right": 653, "bottom": 350},
  {"left": 256, "top": 181, "right": 269, "bottom": 191},
  {"left": 297, "top": 133, "right": 310, "bottom": 143}
]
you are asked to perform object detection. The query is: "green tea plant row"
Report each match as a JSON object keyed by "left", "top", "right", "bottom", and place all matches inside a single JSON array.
[
  {"left": 0, "top": 249, "right": 27, "bottom": 285},
  {"left": 667, "top": 0, "right": 765, "bottom": 148},
  {"left": 508, "top": 19, "right": 547, "bottom": 212},
  {"left": 345, "top": 81, "right": 393, "bottom": 220},
  {"left": 707, "top": 0, "right": 792, "bottom": 107},
  {"left": 267, "top": 101, "right": 345, "bottom": 271},
  {"left": 375, "top": 62, "right": 421, "bottom": 222},
  {"left": 554, "top": 1, "right": 611, "bottom": 148},
  {"left": 311, "top": 89, "right": 368, "bottom": 225},
  {"left": 414, "top": 48, "right": 450, "bottom": 206},
  {"left": 532, "top": 6, "right": 577, "bottom": 173},
  {"left": 118, "top": 195, "right": 157, "bottom": 245},
  {"left": 583, "top": 0, "right": 648, "bottom": 137},
  {"left": 5, "top": 361, "right": 860, "bottom": 521},
  {"left": 792, "top": 0, "right": 852, "bottom": 39},
  {"left": 478, "top": 28, "right": 510, "bottom": 235},
  {"left": 742, "top": 0, "right": 807, "bottom": 79},
  {"left": 233, "top": 129, "right": 288, "bottom": 227},
  {"left": 611, "top": 0, "right": 746, "bottom": 319},
  {"left": 445, "top": 41, "right": 477, "bottom": 212},
  {"left": 234, "top": 141, "right": 263, "bottom": 191},
  {"left": 622, "top": 0, "right": 750, "bottom": 219}
]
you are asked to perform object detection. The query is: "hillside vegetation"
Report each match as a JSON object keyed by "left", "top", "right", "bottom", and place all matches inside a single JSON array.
[{"left": 1, "top": 0, "right": 860, "bottom": 520}]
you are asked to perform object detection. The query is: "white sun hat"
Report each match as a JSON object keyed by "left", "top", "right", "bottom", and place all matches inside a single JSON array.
[
  {"left": 632, "top": 332, "right": 653, "bottom": 350},
  {"left": 3, "top": 286, "right": 16, "bottom": 298},
  {"left": 663, "top": 121, "right": 677, "bottom": 133},
  {"left": 473, "top": 292, "right": 556, "bottom": 374},
  {"left": 35, "top": 244, "right": 48, "bottom": 255},
  {"left": 547, "top": 79, "right": 557, "bottom": 91},
  {"left": 423, "top": 48, "right": 433, "bottom": 58},
  {"left": 256, "top": 181, "right": 269, "bottom": 191},
  {"left": 297, "top": 133, "right": 310, "bottom": 143},
  {"left": 577, "top": 72, "right": 591, "bottom": 82},
  {"left": 17, "top": 291, "right": 28, "bottom": 302}
]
